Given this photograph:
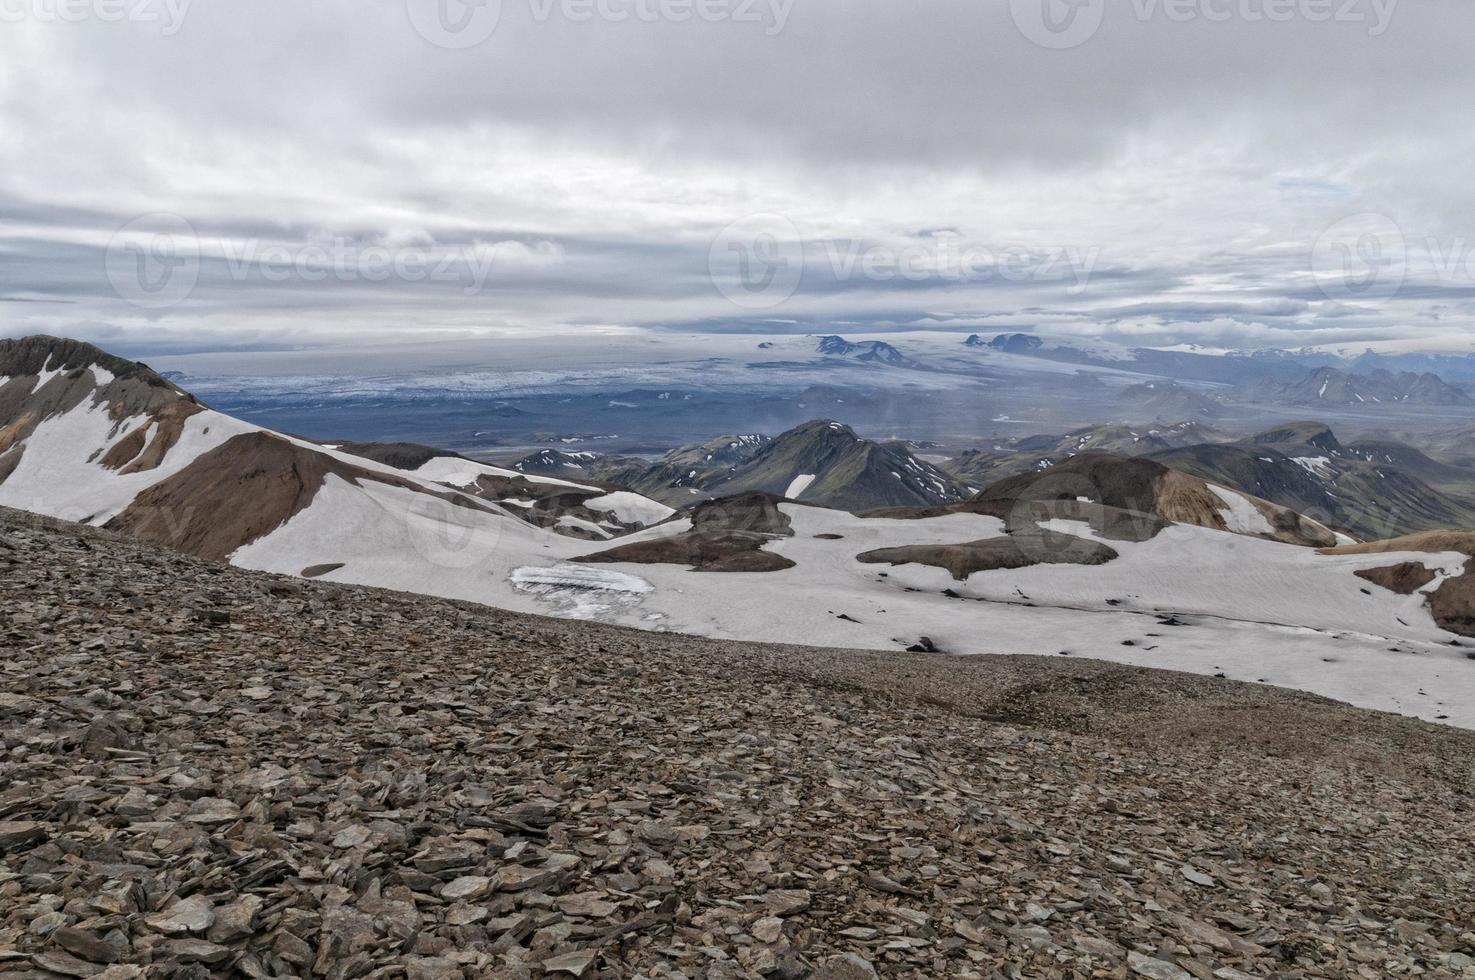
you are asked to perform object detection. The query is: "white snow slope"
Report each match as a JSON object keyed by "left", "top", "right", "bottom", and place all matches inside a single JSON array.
[
  {"left": 232, "top": 486, "right": 1475, "bottom": 730},
  {"left": 6, "top": 367, "right": 1475, "bottom": 730}
]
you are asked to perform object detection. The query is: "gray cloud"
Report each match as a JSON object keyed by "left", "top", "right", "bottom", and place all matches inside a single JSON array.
[{"left": 1, "top": 0, "right": 1474, "bottom": 354}]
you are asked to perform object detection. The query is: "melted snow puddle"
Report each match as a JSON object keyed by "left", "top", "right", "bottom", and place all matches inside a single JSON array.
[{"left": 510, "top": 564, "right": 654, "bottom": 620}]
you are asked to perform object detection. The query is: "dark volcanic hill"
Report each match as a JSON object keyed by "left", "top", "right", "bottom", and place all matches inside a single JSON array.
[
  {"left": 1153, "top": 422, "right": 1475, "bottom": 540},
  {"left": 1117, "top": 380, "right": 1226, "bottom": 419},
  {"left": 944, "top": 422, "right": 1234, "bottom": 491},
  {"left": 700, "top": 419, "right": 967, "bottom": 510},
  {"left": 515, "top": 422, "right": 966, "bottom": 511},
  {"left": 508, "top": 448, "right": 605, "bottom": 478},
  {"left": 507, "top": 435, "right": 774, "bottom": 508},
  {"left": 976, "top": 451, "right": 1337, "bottom": 547}
]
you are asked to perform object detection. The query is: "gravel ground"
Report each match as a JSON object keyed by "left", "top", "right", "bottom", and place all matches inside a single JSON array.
[{"left": 1, "top": 506, "right": 1474, "bottom": 979}]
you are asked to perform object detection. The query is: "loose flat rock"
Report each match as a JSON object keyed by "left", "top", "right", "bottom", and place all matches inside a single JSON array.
[
  {"left": 144, "top": 896, "right": 215, "bottom": 935},
  {"left": 440, "top": 875, "right": 493, "bottom": 901},
  {"left": 1, "top": 506, "right": 1474, "bottom": 978},
  {"left": 542, "top": 949, "right": 600, "bottom": 975},
  {"left": 812, "top": 953, "right": 880, "bottom": 979},
  {"left": 182, "top": 797, "right": 241, "bottom": 824},
  {"left": 1129, "top": 950, "right": 1195, "bottom": 979}
]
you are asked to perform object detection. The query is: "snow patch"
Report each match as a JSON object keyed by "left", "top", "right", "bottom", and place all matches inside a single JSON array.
[
  {"left": 785, "top": 474, "right": 817, "bottom": 499},
  {"left": 555, "top": 515, "right": 613, "bottom": 539},
  {"left": 1207, "top": 485, "right": 1275, "bottom": 536},
  {"left": 511, "top": 564, "right": 654, "bottom": 619},
  {"left": 583, "top": 491, "right": 675, "bottom": 526},
  {"left": 413, "top": 455, "right": 597, "bottom": 492},
  {"left": 1292, "top": 457, "right": 1334, "bottom": 479}
]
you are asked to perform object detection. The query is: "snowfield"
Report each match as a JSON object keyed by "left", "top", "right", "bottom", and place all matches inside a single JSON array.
[
  {"left": 230, "top": 482, "right": 1475, "bottom": 729},
  {"left": 7, "top": 359, "right": 1475, "bottom": 731}
]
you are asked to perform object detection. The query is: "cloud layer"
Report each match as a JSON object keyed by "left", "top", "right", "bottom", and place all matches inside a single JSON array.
[{"left": 2, "top": 0, "right": 1474, "bottom": 354}]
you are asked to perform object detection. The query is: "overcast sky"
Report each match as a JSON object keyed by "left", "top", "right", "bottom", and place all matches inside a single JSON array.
[{"left": 2, "top": 0, "right": 1474, "bottom": 355}]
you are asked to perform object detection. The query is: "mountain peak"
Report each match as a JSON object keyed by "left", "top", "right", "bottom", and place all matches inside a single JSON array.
[
  {"left": 784, "top": 418, "right": 859, "bottom": 440},
  {"left": 1250, "top": 421, "right": 1344, "bottom": 454},
  {"left": 0, "top": 335, "right": 175, "bottom": 390},
  {"left": 815, "top": 335, "right": 909, "bottom": 366},
  {"left": 985, "top": 333, "right": 1045, "bottom": 355}
]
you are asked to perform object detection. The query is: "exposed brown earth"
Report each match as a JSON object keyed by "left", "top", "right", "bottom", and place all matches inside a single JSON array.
[
  {"left": 576, "top": 531, "right": 798, "bottom": 572},
  {"left": 0, "top": 412, "right": 35, "bottom": 457},
  {"left": 460, "top": 474, "right": 614, "bottom": 538},
  {"left": 577, "top": 494, "right": 798, "bottom": 572},
  {"left": 1326, "top": 532, "right": 1475, "bottom": 637},
  {"left": 688, "top": 494, "right": 794, "bottom": 536},
  {"left": 980, "top": 453, "right": 1336, "bottom": 548},
  {"left": 2, "top": 506, "right": 1474, "bottom": 978},
  {"left": 0, "top": 442, "right": 22, "bottom": 485},
  {"left": 1354, "top": 561, "right": 1439, "bottom": 595},
  {"left": 105, "top": 401, "right": 207, "bottom": 476},
  {"left": 865, "top": 498, "right": 1172, "bottom": 545},
  {"left": 857, "top": 530, "right": 1118, "bottom": 581},
  {"left": 1326, "top": 530, "right": 1475, "bottom": 556},
  {"left": 329, "top": 442, "right": 462, "bottom": 471},
  {"left": 445, "top": 473, "right": 660, "bottom": 540},
  {"left": 105, "top": 431, "right": 489, "bottom": 562}
]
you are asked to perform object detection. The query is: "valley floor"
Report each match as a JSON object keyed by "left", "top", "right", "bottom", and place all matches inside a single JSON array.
[{"left": 2, "top": 507, "right": 1474, "bottom": 978}]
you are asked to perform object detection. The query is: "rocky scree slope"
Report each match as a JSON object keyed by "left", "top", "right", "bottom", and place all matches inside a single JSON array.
[{"left": 2, "top": 507, "right": 1475, "bottom": 979}]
